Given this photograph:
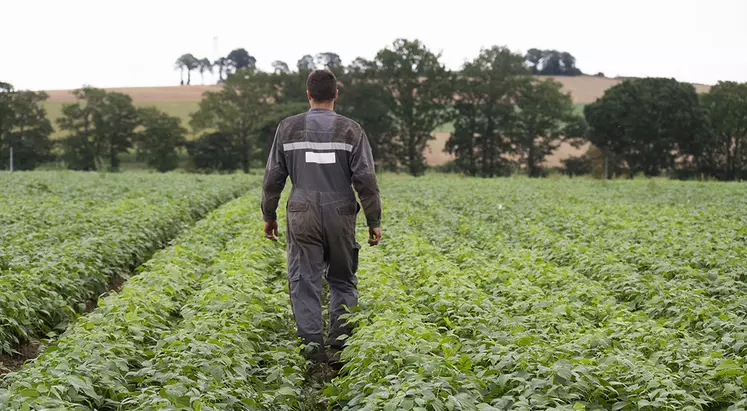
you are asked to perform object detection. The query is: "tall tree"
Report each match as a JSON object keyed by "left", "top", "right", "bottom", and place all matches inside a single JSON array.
[
  {"left": 374, "top": 39, "right": 452, "bottom": 176},
  {"left": 0, "top": 85, "right": 54, "bottom": 170},
  {"left": 99, "top": 92, "right": 139, "bottom": 170},
  {"left": 58, "top": 88, "right": 138, "bottom": 171},
  {"left": 176, "top": 54, "right": 199, "bottom": 85},
  {"left": 214, "top": 57, "right": 228, "bottom": 83},
  {"left": 316, "top": 52, "right": 343, "bottom": 74},
  {"left": 226, "top": 48, "right": 256, "bottom": 73},
  {"left": 58, "top": 87, "right": 107, "bottom": 170},
  {"left": 511, "top": 79, "right": 587, "bottom": 177},
  {"left": 446, "top": 46, "right": 530, "bottom": 177},
  {"left": 585, "top": 78, "right": 707, "bottom": 177},
  {"left": 198, "top": 58, "right": 213, "bottom": 85},
  {"left": 190, "top": 70, "right": 274, "bottom": 173},
  {"left": 525, "top": 48, "right": 543, "bottom": 74},
  {"left": 135, "top": 107, "right": 186, "bottom": 172},
  {"left": 272, "top": 60, "right": 290, "bottom": 74},
  {"left": 337, "top": 57, "right": 400, "bottom": 170},
  {"left": 297, "top": 55, "right": 316, "bottom": 72},
  {"left": 693, "top": 81, "right": 747, "bottom": 180},
  {"left": 174, "top": 57, "right": 186, "bottom": 85}
]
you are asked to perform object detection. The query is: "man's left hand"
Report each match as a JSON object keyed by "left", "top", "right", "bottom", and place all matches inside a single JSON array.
[{"left": 264, "top": 220, "right": 279, "bottom": 241}]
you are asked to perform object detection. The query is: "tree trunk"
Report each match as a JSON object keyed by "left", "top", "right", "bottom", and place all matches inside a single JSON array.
[
  {"left": 187, "top": 70, "right": 191, "bottom": 86},
  {"left": 180, "top": 68, "right": 184, "bottom": 86},
  {"left": 110, "top": 144, "right": 119, "bottom": 171}
]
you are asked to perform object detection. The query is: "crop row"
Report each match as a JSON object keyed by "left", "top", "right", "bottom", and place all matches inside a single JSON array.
[
  {"left": 328, "top": 178, "right": 747, "bottom": 410},
  {"left": 1, "top": 191, "right": 309, "bottom": 410},
  {"left": 0, "top": 172, "right": 253, "bottom": 356}
]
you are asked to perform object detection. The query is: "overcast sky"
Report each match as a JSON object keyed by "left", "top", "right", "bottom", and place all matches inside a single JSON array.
[{"left": 2, "top": 0, "right": 745, "bottom": 91}]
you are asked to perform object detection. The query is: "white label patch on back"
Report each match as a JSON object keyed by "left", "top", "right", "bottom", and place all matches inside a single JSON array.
[{"left": 305, "top": 151, "right": 336, "bottom": 164}]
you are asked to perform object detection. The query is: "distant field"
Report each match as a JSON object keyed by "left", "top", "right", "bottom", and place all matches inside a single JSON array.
[{"left": 42, "top": 76, "right": 710, "bottom": 167}]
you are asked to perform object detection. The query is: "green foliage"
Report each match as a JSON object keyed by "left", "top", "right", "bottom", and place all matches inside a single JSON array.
[
  {"left": 374, "top": 39, "right": 453, "bottom": 176},
  {"left": 561, "top": 154, "right": 592, "bottom": 177},
  {"left": 447, "top": 46, "right": 529, "bottom": 177},
  {"left": 337, "top": 58, "right": 400, "bottom": 170},
  {"left": 525, "top": 49, "right": 583, "bottom": 76},
  {"left": 694, "top": 81, "right": 747, "bottom": 180},
  {"left": 328, "top": 176, "right": 747, "bottom": 410},
  {"left": 175, "top": 53, "right": 199, "bottom": 85},
  {"left": 187, "top": 132, "right": 242, "bottom": 172},
  {"left": 512, "top": 79, "right": 587, "bottom": 177},
  {"left": 0, "top": 171, "right": 252, "bottom": 356},
  {"left": 0, "top": 84, "right": 55, "bottom": 170},
  {"left": 135, "top": 107, "right": 187, "bottom": 172},
  {"left": 226, "top": 48, "right": 257, "bottom": 74},
  {"left": 584, "top": 77, "right": 709, "bottom": 177},
  {"left": 190, "top": 70, "right": 275, "bottom": 173},
  {"left": 57, "top": 87, "right": 139, "bottom": 171}
]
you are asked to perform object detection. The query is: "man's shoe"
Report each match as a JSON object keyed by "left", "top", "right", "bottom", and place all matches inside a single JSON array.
[
  {"left": 301, "top": 338, "right": 328, "bottom": 364},
  {"left": 327, "top": 346, "right": 344, "bottom": 370}
]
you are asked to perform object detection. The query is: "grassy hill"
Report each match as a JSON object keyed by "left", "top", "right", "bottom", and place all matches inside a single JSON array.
[{"left": 41, "top": 76, "right": 712, "bottom": 168}]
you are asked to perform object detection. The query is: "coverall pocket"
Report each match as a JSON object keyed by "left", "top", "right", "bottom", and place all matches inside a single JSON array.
[
  {"left": 287, "top": 201, "right": 310, "bottom": 236},
  {"left": 337, "top": 203, "right": 358, "bottom": 238}
]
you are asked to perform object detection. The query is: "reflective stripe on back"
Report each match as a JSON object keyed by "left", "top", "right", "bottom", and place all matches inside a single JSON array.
[{"left": 284, "top": 141, "right": 353, "bottom": 152}]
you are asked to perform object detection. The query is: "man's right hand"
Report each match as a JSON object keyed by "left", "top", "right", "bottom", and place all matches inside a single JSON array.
[{"left": 368, "top": 227, "right": 382, "bottom": 246}]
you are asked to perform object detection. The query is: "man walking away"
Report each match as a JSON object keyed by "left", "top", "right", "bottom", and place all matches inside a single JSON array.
[{"left": 261, "top": 69, "right": 382, "bottom": 365}]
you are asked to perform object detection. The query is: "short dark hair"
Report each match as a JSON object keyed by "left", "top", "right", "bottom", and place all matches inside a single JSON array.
[{"left": 306, "top": 70, "right": 337, "bottom": 102}]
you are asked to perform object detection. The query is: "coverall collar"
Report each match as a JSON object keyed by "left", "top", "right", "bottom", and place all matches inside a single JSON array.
[{"left": 309, "top": 107, "right": 335, "bottom": 113}]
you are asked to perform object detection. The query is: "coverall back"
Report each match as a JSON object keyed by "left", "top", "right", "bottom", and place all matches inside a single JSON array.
[{"left": 261, "top": 108, "right": 381, "bottom": 349}]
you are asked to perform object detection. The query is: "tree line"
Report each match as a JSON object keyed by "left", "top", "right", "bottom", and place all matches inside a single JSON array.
[{"left": 2, "top": 39, "right": 747, "bottom": 180}]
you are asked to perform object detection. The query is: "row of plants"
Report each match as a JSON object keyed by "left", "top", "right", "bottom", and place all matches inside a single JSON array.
[
  {"left": 0, "top": 172, "right": 254, "bottom": 355},
  {"left": 327, "top": 177, "right": 746, "bottom": 410},
  {"left": 0, "top": 192, "right": 273, "bottom": 408},
  {"left": 2, "top": 192, "right": 313, "bottom": 410}
]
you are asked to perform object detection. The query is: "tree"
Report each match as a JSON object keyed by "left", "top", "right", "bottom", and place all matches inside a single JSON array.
[
  {"left": 253, "top": 101, "right": 309, "bottom": 163},
  {"left": 98, "top": 92, "right": 139, "bottom": 170},
  {"left": 525, "top": 48, "right": 543, "bottom": 74},
  {"left": 214, "top": 57, "right": 228, "bottom": 83},
  {"left": 374, "top": 39, "right": 452, "bottom": 176},
  {"left": 58, "top": 88, "right": 138, "bottom": 171},
  {"left": 0, "top": 84, "right": 54, "bottom": 170},
  {"left": 525, "top": 49, "right": 583, "bottom": 76},
  {"left": 297, "top": 55, "right": 316, "bottom": 72},
  {"left": 584, "top": 78, "right": 708, "bottom": 177},
  {"left": 336, "top": 58, "right": 400, "bottom": 170},
  {"left": 198, "top": 58, "right": 213, "bottom": 85},
  {"left": 135, "top": 107, "right": 186, "bottom": 172},
  {"left": 316, "top": 52, "right": 343, "bottom": 74},
  {"left": 190, "top": 70, "right": 274, "bottom": 173},
  {"left": 446, "top": 46, "right": 529, "bottom": 177},
  {"left": 226, "top": 48, "right": 256, "bottom": 73},
  {"left": 272, "top": 60, "right": 290, "bottom": 74},
  {"left": 561, "top": 154, "right": 592, "bottom": 177},
  {"left": 58, "top": 87, "right": 107, "bottom": 170},
  {"left": 175, "top": 57, "right": 186, "bottom": 85},
  {"left": 512, "top": 79, "right": 587, "bottom": 177},
  {"left": 187, "top": 132, "right": 242, "bottom": 172},
  {"left": 176, "top": 54, "right": 199, "bottom": 85},
  {"left": 695, "top": 82, "right": 747, "bottom": 180}
]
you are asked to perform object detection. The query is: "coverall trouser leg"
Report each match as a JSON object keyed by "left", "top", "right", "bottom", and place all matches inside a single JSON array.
[{"left": 286, "top": 193, "right": 360, "bottom": 351}]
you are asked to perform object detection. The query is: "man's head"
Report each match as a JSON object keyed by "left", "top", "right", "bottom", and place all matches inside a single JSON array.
[{"left": 306, "top": 69, "right": 338, "bottom": 106}]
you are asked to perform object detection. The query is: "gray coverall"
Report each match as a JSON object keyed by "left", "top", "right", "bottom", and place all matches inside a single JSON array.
[{"left": 261, "top": 108, "right": 381, "bottom": 350}]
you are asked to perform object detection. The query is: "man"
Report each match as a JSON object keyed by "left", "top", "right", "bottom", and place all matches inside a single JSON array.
[{"left": 261, "top": 69, "right": 382, "bottom": 364}]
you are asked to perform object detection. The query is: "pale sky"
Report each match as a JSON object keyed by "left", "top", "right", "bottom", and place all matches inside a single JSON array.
[{"left": 2, "top": 0, "right": 745, "bottom": 91}]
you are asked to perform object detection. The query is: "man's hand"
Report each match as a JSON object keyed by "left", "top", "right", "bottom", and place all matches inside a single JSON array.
[
  {"left": 368, "top": 227, "right": 382, "bottom": 246},
  {"left": 264, "top": 220, "right": 279, "bottom": 241}
]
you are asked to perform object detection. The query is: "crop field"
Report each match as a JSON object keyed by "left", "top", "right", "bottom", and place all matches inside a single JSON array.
[
  {"left": 1, "top": 174, "right": 747, "bottom": 410},
  {"left": 0, "top": 171, "right": 253, "bottom": 362}
]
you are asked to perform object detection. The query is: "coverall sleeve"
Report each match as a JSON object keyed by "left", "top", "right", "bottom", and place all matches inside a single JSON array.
[
  {"left": 350, "top": 128, "right": 382, "bottom": 228},
  {"left": 261, "top": 126, "right": 288, "bottom": 221}
]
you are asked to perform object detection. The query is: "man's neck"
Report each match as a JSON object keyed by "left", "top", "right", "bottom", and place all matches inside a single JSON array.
[{"left": 310, "top": 101, "right": 334, "bottom": 111}]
